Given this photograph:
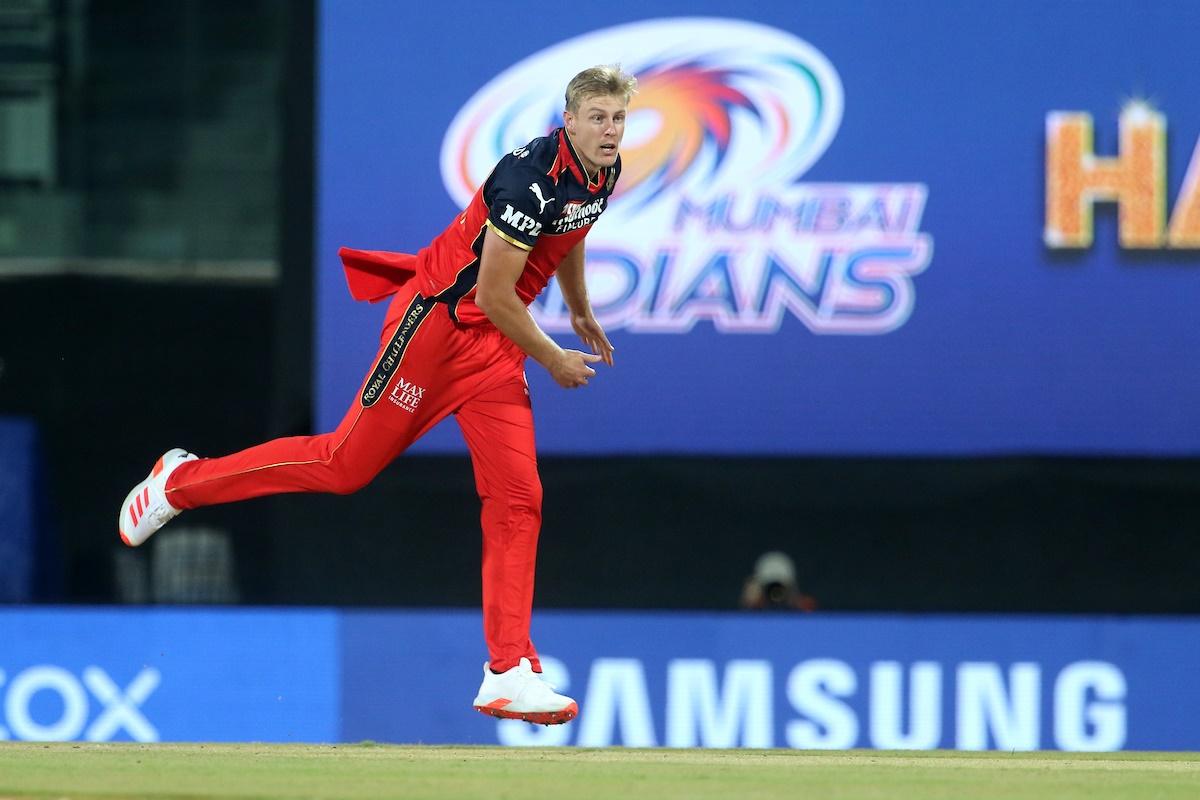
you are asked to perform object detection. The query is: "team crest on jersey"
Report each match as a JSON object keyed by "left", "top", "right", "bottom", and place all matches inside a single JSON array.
[{"left": 441, "top": 18, "right": 932, "bottom": 336}]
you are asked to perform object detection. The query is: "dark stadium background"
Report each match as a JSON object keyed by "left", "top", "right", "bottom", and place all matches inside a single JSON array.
[{"left": 2, "top": 0, "right": 1198, "bottom": 616}]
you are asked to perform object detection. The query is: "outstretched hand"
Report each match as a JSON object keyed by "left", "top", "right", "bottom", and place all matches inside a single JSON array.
[{"left": 571, "top": 314, "right": 615, "bottom": 366}]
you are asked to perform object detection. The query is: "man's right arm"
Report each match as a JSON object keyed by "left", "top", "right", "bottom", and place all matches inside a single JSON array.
[{"left": 474, "top": 228, "right": 601, "bottom": 388}]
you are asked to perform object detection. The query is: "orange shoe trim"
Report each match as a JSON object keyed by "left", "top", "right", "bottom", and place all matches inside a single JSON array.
[{"left": 473, "top": 701, "right": 578, "bottom": 726}]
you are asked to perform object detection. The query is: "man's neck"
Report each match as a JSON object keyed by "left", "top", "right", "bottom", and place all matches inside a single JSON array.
[{"left": 564, "top": 130, "right": 597, "bottom": 182}]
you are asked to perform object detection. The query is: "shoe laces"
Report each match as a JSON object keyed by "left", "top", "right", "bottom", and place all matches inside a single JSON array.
[{"left": 516, "top": 661, "right": 558, "bottom": 691}]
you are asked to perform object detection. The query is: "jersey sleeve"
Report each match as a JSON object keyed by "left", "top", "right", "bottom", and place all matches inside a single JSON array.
[{"left": 483, "top": 161, "right": 556, "bottom": 251}]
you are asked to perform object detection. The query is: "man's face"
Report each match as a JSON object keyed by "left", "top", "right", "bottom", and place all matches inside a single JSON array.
[{"left": 563, "top": 94, "right": 627, "bottom": 175}]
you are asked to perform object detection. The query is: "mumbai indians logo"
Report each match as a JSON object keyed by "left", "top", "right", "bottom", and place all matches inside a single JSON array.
[{"left": 441, "top": 18, "right": 933, "bottom": 335}]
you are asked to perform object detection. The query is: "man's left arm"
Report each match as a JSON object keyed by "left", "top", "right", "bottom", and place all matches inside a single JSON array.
[{"left": 557, "top": 240, "right": 615, "bottom": 366}]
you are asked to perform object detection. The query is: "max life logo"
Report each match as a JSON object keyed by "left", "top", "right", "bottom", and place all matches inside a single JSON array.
[
  {"left": 442, "top": 18, "right": 933, "bottom": 336},
  {"left": 0, "top": 665, "right": 160, "bottom": 742},
  {"left": 389, "top": 376, "right": 426, "bottom": 413}
]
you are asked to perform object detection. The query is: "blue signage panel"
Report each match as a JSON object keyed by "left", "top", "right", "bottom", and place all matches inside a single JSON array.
[
  {"left": 1, "top": 609, "right": 1196, "bottom": 749},
  {"left": 340, "top": 610, "right": 1200, "bottom": 751},
  {"left": 0, "top": 608, "right": 339, "bottom": 742},
  {"left": 316, "top": 1, "right": 1200, "bottom": 455}
]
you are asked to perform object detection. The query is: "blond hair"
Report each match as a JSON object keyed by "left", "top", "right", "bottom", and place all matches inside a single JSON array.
[{"left": 564, "top": 64, "right": 638, "bottom": 112}]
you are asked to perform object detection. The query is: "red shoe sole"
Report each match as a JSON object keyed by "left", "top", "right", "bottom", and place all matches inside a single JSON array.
[{"left": 474, "top": 701, "right": 578, "bottom": 725}]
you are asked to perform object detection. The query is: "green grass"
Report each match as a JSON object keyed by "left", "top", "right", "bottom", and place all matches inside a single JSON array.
[{"left": 0, "top": 744, "right": 1197, "bottom": 800}]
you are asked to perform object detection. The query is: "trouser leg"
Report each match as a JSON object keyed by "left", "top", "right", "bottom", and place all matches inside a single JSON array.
[
  {"left": 166, "top": 290, "right": 450, "bottom": 510},
  {"left": 165, "top": 403, "right": 415, "bottom": 509},
  {"left": 455, "top": 376, "right": 543, "bottom": 673}
]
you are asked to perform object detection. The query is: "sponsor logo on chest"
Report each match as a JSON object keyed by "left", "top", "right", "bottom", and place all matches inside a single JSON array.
[{"left": 552, "top": 197, "right": 606, "bottom": 234}]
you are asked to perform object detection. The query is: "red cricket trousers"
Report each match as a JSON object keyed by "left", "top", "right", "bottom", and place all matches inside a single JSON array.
[{"left": 164, "top": 285, "right": 543, "bottom": 673}]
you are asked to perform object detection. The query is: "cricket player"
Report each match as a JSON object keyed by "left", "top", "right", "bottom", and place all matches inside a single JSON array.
[{"left": 117, "top": 65, "right": 637, "bottom": 725}]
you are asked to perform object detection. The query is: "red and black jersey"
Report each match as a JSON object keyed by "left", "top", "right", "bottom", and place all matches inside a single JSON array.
[{"left": 415, "top": 127, "right": 621, "bottom": 325}]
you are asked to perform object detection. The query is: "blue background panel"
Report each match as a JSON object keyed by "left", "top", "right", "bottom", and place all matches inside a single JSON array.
[
  {"left": 341, "top": 611, "right": 1200, "bottom": 751},
  {"left": 0, "top": 418, "right": 39, "bottom": 602},
  {"left": 2, "top": 608, "right": 1197, "bottom": 750},
  {"left": 317, "top": 1, "right": 1200, "bottom": 455},
  {"left": 0, "top": 608, "right": 339, "bottom": 742}
]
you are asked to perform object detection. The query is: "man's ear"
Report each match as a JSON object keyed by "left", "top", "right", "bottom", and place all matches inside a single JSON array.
[{"left": 562, "top": 110, "right": 575, "bottom": 134}]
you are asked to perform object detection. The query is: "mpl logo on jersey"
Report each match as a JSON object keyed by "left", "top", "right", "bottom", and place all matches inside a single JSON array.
[{"left": 441, "top": 18, "right": 933, "bottom": 335}]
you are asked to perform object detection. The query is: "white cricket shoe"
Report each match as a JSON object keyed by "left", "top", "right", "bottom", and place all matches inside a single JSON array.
[
  {"left": 472, "top": 657, "right": 579, "bottom": 725},
  {"left": 118, "top": 448, "right": 198, "bottom": 547}
]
